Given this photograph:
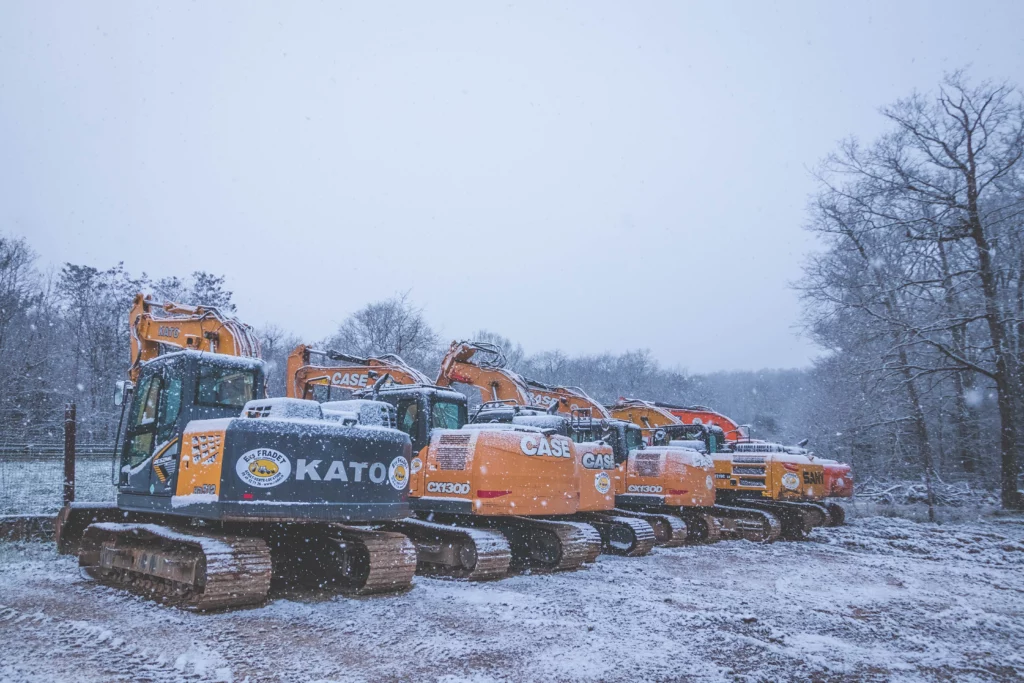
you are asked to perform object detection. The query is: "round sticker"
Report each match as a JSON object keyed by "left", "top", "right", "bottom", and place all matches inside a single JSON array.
[
  {"left": 236, "top": 448, "right": 291, "bottom": 488},
  {"left": 389, "top": 456, "right": 410, "bottom": 490},
  {"left": 781, "top": 472, "right": 800, "bottom": 490},
  {"left": 594, "top": 471, "right": 612, "bottom": 495},
  {"left": 410, "top": 457, "right": 423, "bottom": 474},
  {"left": 705, "top": 475, "right": 714, "bottom": 490}
]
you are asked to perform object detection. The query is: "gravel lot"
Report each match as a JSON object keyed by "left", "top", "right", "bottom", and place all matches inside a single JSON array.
[{"left": 1, "top": 515, "right": 1023, "bottom": 682}]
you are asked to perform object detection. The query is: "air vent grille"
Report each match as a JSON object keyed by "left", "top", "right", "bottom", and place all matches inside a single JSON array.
[
  {"left": 635, "top": 452, "right": 662, "bottom": 477},
  {"left": 436, "top": 433, "right": 471, "bottom": 470},
  {"left": 191, "top": 433, "right": 222, "bottom": 465}
]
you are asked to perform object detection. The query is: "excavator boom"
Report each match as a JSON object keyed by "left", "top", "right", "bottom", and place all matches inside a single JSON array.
[
  {"left": 128, "top": 293, "right": 261, "bottom": 382},
  {"left": 286, "top": 344, "right": 432, "bottom": 400}
]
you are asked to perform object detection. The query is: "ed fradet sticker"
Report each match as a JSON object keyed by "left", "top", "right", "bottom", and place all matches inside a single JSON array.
[
  {"left": 237, "top": 448, "right": 292, "bottom": 488},
  {"left": 594, "top": 471, "right": 612, "bottom": 495},
  {"left": 781, "top": 472, "right": 800, "bottom": 490},
  {"left": 410, "top": 457, "right": 423, "bottom": 474},
  {"left": 389, "top": 456, "right": 409, "bottom": 490}
]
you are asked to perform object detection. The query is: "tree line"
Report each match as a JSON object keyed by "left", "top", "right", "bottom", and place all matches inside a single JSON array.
[
  {"left": 799, "top": 72, "right": 1024, "bottom": 510},
  {"left": 2, "top": 72, "right": 1019, "bottom": 508}
]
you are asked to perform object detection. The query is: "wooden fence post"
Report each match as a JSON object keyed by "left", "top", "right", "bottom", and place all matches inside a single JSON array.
[{"left": 63, "top": 403, "right": 76, "bottom": 506}]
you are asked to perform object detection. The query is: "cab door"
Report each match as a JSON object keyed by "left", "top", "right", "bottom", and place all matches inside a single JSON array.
[
  {"left": 119, "top": 370, "right": 162, "bottom": 494},
  {"left": 119, "top": 366, "right": 185, "bottom": 496}
]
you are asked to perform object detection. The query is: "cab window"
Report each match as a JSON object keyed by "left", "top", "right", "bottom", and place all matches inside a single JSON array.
[
  {"left": 396, "top": 399, "right": 420, "bottom": 436},
  {"left": 135, "top": 376, "right": 161, "bottom": 426},
  {"left": 196, "top": 363, "right": 256, "bottom": 409},
  {"left": 158, "top": 377, "right": 183, "bottom": 428},
  {"left": 125, "top": 375, "right": 161, "bottom": 467},
  {"left": 431, "top": 400, "right": 464, "bottom": 430},
  {"left": 310, "top": 383, "right": 355, "bottom": 402},
  {"left": 624, "top": 427, "right": 644, "bottom": 452}
]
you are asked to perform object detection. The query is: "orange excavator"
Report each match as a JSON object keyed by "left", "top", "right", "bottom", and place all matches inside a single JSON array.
[
  {"left": 287, "top": 345, "right": 605, "bottom": 579},
  {"left": 286, "top": 344, "right": 433, "bottom": 402},
  {"left": 435, "top": 341, "right": 773, "bottom": 544},
  {"left": 649, "top": 403, "right": 850, "bottom": 526},
  {"left": 610, "top": 399, "right": 839, "bottom": 536},
  {"left": 436, "top": 343, "right": 660, "bottom": 552},
  {"left": 55, "top": 294, "right": 419, "bottom": 609}
]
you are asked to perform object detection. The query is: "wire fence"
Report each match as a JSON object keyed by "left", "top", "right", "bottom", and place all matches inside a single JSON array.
[{"left": 0, "top": 443, "right": 116, "bottom": 516}]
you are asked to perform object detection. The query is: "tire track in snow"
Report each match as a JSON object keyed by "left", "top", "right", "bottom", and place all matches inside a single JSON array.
[{"left": 0, "top": 603, "right": 232, "bottom": 683}]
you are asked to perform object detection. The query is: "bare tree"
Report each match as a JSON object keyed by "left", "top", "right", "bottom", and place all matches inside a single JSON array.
[
  {"left": 150, "top": 271, "right": 236, "bottom": 310},
  {"left": 327, "top": 292, "right": 440, "bottom": 371},
  {"left": 801, "top": 71, "right": 1024, "bottom": 509},
  {"left": 256, "top": 323, "right": 302, "bottom": 397}
]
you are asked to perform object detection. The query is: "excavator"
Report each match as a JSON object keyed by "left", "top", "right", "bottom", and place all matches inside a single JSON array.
[
  {"left": 127, "top": 292, "right": 262, "bottom": 382},
  {"left": 649, "top": 402, "right": 851, "bottom": 526},
  {"left": 436, "top": 347, "right": 664, "bottom": 556},
  {"left": 443, "top": 342, "right": 788, "bottom": 544},
  {"left": 610, "top": 399, "right": 839, "bottom": 536},
  {"left": 54, "top": 294, "right": 418, "bottom": 609},
  {"left": 286, "top": 343, "right": 433, "bottom": 402},
  {"left": 434, "top": 341, "right": 781, "bottom": 544},
  {"left": 287, "top": 344, "right": 605, "bottom": 579}
]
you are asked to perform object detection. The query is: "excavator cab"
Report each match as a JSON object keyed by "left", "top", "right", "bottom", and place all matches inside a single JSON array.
[
  {"left": 118, "top": 352, "right": 263, "bottom": 499},
  {"left": 588, "top": 420, "right": 644, "bottom": 466},
  {"left": 364, "top": 385, "right": 469, "bottom": 451}
]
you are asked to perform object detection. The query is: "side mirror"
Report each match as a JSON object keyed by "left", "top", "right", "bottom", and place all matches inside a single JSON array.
[{"left": 114, "top": 379, "right": 134, "bottom": 406}]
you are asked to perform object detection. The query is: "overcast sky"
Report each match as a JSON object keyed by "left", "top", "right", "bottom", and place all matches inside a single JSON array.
[{"left": 2, "top": 2, "right": 1021, "bottom": 372}]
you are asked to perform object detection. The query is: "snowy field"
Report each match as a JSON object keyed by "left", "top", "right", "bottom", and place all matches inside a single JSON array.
[
  {"left": 0, "top": 457, "right": 114, "bottom": 515},
  {"left": 1, "top": 516, "right": 1022, "bottom": 683}
]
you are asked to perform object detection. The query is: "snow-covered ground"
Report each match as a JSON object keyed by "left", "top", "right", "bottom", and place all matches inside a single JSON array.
[{"left": 1, "top": 516, "right": 1022, "bottom": 682}]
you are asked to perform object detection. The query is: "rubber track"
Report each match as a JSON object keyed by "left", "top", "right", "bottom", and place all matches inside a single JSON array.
[
  {"left": 605, "top": 515, "right": 657, "bottom": 557},
  {"left": 734, "top": 500, "right": 817, "bottom": 540},
  {"left": 387, "top": 517, "right": 512, "bottom": 581},
  {"left": 80, "top": 523, "right": 271, "bottom": 610},
  {"left": 710, "top": 505, "right": 782, "bottom": 543},
  {"left": 575, "top": 513, "right": 657, "bottom": 557},
  {"left": 800, "top": 502, "right": 832, "bottom": 528},
  {"left": 824, "top": 501, "right": 846, "bottom": 527},
  {"left": 332, "top": 525, "right": 417, "bottom": 594},
  {"left": 500, "top": 517, "right": 603, "bottom": 571},
  {"left": 673, "top": 509, "right": 723, "bottom": 544},
  {"left": 612, "top": 508, "right": 689, "bottom": 547}
]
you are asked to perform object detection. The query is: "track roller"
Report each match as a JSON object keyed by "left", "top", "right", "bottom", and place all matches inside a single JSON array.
[
  {"left": 824, "top": 502, "right": 846, "bottom": 527},
  {"left": 674, "top": 509, "right": 723, "bottom": 544},
  {"left": 271, "top": 524, "right": 417, "bottom": 594},
  {"left": 495, "top": 517, "right": 602, "bottom": 571},
  {"left": 79, "top": 523, "right": 272, "bottom": 610},
  {"left": 386, "top": 517, "right": 512, "bottom": 581},
  {"left": 571, "top": 514, "right": 657, "bottom": 557},
  {"left": 735, "top": 501, "right": 822, "bottom": 540},
  {"left": 612, "top": 508, "right": 688, "bottom": 547},
  {"left": 709, "top": 505, "right": 782, "bottom": 543}
]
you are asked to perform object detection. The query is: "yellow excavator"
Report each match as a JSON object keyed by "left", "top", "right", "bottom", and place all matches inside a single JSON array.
[
  {"left": 442, "top": 342, "right": 785, "bottom": 543},
  {"left": 55, "top": 294, "right": 418, "bottom": 609},
  {"left": 287, "top": 344, "right": 607, "bottom": 579},
  {"left": 609, "top": 399, "right": 832, "bottom": 538}
]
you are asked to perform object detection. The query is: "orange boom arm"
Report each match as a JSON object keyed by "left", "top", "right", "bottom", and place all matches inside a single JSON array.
[
  {"left": 285, "top": 344, "right": 433, "bottom": 400},
  {"left": 128, "top": 293, "right": 261, "bottom": 382}
]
